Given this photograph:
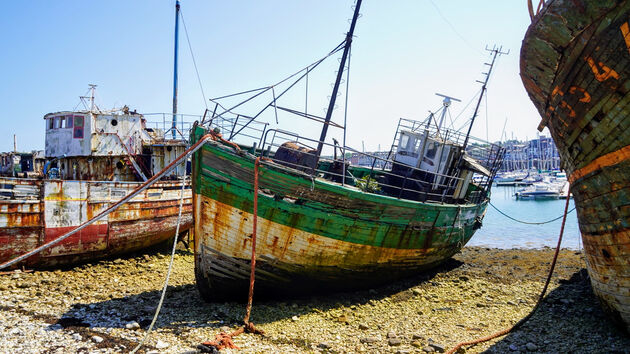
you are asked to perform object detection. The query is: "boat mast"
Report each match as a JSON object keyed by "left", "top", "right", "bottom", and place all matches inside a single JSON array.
[
  {"left": 171, "top": 0, "right": 181, "bottom": 139},
  {"left": 315, "top": 0, "right": 363, "bottom": 161},
  {"left": 461, "top": 45, "right": 508, "bottom": 151}
]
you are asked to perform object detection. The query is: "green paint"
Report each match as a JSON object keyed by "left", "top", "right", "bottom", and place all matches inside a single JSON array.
[{"left": 191, "top": 126, "right": 486, "bottom": 250}]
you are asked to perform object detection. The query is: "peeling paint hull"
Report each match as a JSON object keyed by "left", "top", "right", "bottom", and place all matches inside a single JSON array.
[
  {"left": 0, "top": 177, "right": 191, "bottom": 268},
  {"left": 521, "top": 0, "right": 630, "bottom": 332},
  {"left": 191, "top": 132, "right": 488, "bottom": 300}
]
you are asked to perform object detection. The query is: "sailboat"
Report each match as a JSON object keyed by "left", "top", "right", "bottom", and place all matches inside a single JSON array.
[
  {"left": 521, "top": 0, "right": 630, "bottom": 332},
  {"left": 191, "top": 0, "right": 505, "bottom": 300},
  {"left": 0, "top": 2, "right": 192, "bottom": 268}
]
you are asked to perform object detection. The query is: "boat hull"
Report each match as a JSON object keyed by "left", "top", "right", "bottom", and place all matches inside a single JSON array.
[
  {"left": 521, "top": 0, "right": 630, "bottom": 332},
  {"left": 192, "top": 139, "right": 487, "bottom": 300},
  {"left": 0, "top": 177, "right": 192, "bottom": 268}
]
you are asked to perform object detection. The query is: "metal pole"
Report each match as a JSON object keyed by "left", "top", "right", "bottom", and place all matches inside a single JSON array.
[
  {"left": 171, "top": 1, "right": 180, "bottom": 139},
  {"left": 315, "top": 0, "right": 362, "bottom": 162},
  {"left": 462, "top": 46, "right": 507, "bottom": 150}
]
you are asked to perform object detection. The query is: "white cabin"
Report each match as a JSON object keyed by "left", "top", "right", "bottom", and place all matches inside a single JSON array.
[{"left": 43, "top": 110, "right": 187, "bottom": 181}]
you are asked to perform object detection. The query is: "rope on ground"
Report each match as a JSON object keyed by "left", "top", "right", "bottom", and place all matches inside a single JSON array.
[
  {"left": 0, "top": 134, "right": 213, "bottom": 270},
  {"left": 446, "top": 187, "right": 573, "bottom": 354},
  {"left": 489, "top": 201, "right": 575, "bottom": 225},
  {"left": 130, "top": 171, "right": 188, "bottom": 354},
  {"left": 200, "top": 157, "right": 265, "bottom": 351}
]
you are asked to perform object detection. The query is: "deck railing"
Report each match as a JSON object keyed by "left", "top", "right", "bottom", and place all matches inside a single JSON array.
[{"left": 205, "top": 116, "right": 504, "bottom": 204}]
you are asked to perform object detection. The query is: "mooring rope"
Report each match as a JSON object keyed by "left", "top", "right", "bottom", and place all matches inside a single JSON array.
[
  {"left": 130, "top": 170, "right": 188, "bottom": 354},
  {"left": 200, "top": 157, "right": 265, "bottom": 351},
  {"left": 446, "top": 187, "right": 573, "bottom": 353},
  {"left": 489, "top": 201, "right": 575, "bottom": 225},
  {"left": 0, "top": 134, "right": 214, "bottom": 270}
]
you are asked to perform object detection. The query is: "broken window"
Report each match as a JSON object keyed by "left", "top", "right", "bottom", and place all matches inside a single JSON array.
[{"left": 66, "top": 115, "right": 73, "bottom": 128}]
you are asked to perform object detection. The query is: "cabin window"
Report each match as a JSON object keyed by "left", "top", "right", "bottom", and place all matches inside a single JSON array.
[
  {"left": 399, "top": 134, "right": 409, "bottom": 150},
  {"left": 425, "top": 141, "right": 438, "bottom": 159},
  {"left": 54, "top": 117, "right": 62, "bottom": 129},
  {"left": 73, "top": 116, "right": 84, "bottom": 139},
  {"left": 66, "top": 115, "right": 73, "bottom": 128},
  {"left": 47, "top": 118, "right": 54, "bottom": 130}
]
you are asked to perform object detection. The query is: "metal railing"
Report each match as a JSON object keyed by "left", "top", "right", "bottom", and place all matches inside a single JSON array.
[
  {"left": 205, "top": 116, "right": 504, "bottom": 204},
  {"left": 142, "top": 113, "right": 202, "bottom": 141}
]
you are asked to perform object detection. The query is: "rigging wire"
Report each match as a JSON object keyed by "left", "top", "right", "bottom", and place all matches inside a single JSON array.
[
  {"left": 448, "top": 88, "right": 481, "bottom": 130},
  {"left": 208, "top": 40, "right": 346, "bottom": 130},
  {"left": 427, "top": 0, "right": 484, "bottom": 57},
  {"left": 73, "top": 87, "right": 92, "bottom": 111},
  {"left": 342, "top": 45, "right": 352, "bottom": 184},
  {"left": 179, "top": 8, "right": 208, "bottom": 110},
  {"left": 130, "top": 172, "right": 188, "bottom": 354},
  {"left": 485, "top": 87, "right": 489, "bottom": 142}
]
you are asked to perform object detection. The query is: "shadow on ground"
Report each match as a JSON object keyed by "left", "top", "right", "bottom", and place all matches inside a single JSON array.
[
  {"left": 482, "top": 269, "right": 630, "bottom": 353},
  {"left": 55, "top": 258, "right": 464, "bottom": 332}
]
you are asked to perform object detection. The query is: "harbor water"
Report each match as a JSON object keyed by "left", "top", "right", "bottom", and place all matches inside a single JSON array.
[{"left": 468, "top": 185, "right": 581, "bottom": 250}]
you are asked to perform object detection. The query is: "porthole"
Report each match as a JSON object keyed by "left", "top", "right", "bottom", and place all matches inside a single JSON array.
[{"left": 111, "top": 119, "right": 118, "bottom": 126}]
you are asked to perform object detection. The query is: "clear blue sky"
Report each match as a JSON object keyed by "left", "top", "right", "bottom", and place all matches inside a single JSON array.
[{"left": 1, "top": 1, "right": 544, "bottom": 153}]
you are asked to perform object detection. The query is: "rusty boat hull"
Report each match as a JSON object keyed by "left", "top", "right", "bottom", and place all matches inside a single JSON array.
[
  {"left": 521, "top": 0, "right": 630, "bottom": 332},
  {"left": 0, "top": 177, "right": 191, "bottom": 268},
  {"left": 191, "top": 128, "right": 490, "bottom": 301}
]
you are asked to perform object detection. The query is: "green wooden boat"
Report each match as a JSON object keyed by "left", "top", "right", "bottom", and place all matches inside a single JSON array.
[
  {"left": 521, "top": 0, "right": 630, "bottom": 332},
  {"left": 191, "top": 1, "right": 505, "bottom": 300}
]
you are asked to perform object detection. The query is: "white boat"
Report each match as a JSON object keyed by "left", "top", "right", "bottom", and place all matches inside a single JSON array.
[{"left": 515, "top": 181, "right": 561, "bottom": 200}]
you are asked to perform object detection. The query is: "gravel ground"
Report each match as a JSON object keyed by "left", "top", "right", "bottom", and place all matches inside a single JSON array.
[{"left": 1, "top": 246, "right": 629, "bottom": 353}]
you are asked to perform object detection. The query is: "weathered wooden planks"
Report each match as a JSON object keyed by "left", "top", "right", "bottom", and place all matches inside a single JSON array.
[
  {"left": 0, "top": 177, "right": 192, "bottom": 268},
  {"left": 191, "top": 127, "right": 488, "bottom": 300},
  {"left": 521, "top": 0, "right": 630, "bottom": 332}
]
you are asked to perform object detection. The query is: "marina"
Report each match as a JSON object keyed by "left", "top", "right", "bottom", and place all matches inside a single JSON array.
[{"left": 2, "top": 0, "right": 630, "bottom": 352}]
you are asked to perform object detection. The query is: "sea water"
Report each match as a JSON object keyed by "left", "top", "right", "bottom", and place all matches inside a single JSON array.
[{"left": 467, "top": 185, "right": 581, "bottom": 250}]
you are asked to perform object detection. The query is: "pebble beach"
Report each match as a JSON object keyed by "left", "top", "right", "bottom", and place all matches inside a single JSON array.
[{"left": 1, "top": 246, "right": 629, "bottom": 353}]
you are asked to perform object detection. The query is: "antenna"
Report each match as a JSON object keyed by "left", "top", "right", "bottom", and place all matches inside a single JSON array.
[
  {"left": 435, "top": 93, "right": 461, "bottom": 131},
  {"left": 80, "top": 84, "right": 98, "bottom": 113},
  {"left": 461, "top": 45, "right": 508, "bottom": 150}
]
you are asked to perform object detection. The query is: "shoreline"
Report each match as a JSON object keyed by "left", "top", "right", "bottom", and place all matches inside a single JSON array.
[{"left": 1, "top": 246, "right": 628, "bottom": 353}]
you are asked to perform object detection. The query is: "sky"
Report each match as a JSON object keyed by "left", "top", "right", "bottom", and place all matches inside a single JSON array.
[{"left": 1, "top": 1, "right": 545, "bottom": 153}]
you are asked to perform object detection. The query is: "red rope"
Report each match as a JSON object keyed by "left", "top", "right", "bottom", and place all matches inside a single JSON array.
[
  {"left": 244, "top": 157, "right": 261, "bottom": 323},
  {"left": 446, "top": 187, "right": 572, "bottom": 354},
  {"left": 201, "top": 157, "right": 264, "bottom": 351}
]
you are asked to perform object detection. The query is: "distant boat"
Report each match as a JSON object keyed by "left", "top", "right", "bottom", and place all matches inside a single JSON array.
[
  {"left": 0, "top": 89, "right": 192, "bottom": 267},
  {"left": 515, "top": 181, "right": 561, "bottom": 200},
  {"left": 494, "top": 171, "right": 529, "bottom": 186},
  {"left": 191, "top": 1, "right": 505, "bottom": 300},
  {"left": 522, "top": 0, "right": 630, "bottom": 332}
]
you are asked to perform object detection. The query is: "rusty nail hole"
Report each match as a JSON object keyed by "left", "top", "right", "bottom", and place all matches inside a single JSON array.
[{"left": 602, "top": 249, "right": 611, "bottom": 259}]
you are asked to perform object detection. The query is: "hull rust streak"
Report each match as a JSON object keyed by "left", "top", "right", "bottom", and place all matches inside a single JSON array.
[{"left": 0, "top": 177, "right": 192, "bottom": 267}]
